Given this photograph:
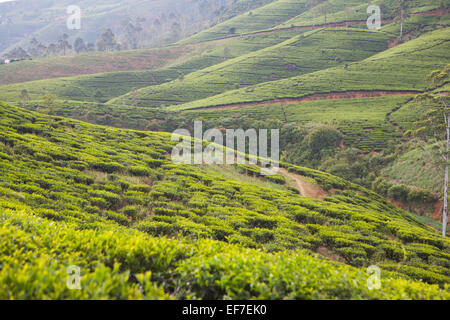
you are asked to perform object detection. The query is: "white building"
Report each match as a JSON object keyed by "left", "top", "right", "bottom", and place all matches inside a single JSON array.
[{"left": 4, "top": 59, "right": 10, "bottom": 64}]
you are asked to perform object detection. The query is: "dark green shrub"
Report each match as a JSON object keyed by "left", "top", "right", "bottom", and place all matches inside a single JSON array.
[
  {"left": 90, "top": 197, "right": 108, "bottom": 209},
  {"left": 92, "top": 161, "right": 124, "bottom": 174},
  {"left": 240, "top": 228, "right": 275, "bottom": 243},
  {"left": 121, "top": 206, "right": 139, "bottom": 218},
  {"left": 35, "top": 152, "right": 52, "bottom": 162},
  {"left": 129, "top": 184, "right": 151, "bottom": 193},
  {"left": 105, "top": 210, "right": 130, "bottom": 226},
  {"left": 264, "top": 174, "right": 286, "bottom": 184},
  {"left": 407, "top": 189, "right": 435, "bottom": 203},
  {"left": 145, "top": 159, "right": 164, "bottom": 168},
  {"left": 294, "top": 208, "right": 326, "bottom": 224},
  {"left": 387, "top": 184, "right": 410, "bottom": 202},
  {"left": 127, "top": 166, "right": 153, "bottom": 177},
  {"left": 85, "top": 206, "right": 101, "bottom": 215},
  {"left": 136, "top": 220, "right": 178, "bottom": 236},
  {"left": 90, "top": 190, "right": 121, "bottom": 209}
]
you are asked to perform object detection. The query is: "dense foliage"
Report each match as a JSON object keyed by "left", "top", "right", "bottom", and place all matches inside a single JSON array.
[
  {"left": 0, "top": 0, "right": 449, "bottom": 300},
  {"left": 0, "top": 102, "right": 449, "bottom": 299}
]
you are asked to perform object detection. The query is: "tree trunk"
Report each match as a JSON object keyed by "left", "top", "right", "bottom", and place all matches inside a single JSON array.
[
  {"left": 443, "top": 115, "right": 449, "bottom": 237},
  {"left": 281, "top": 104, "right": 287, "bottom": 123},
  {"left": 400, "top": 9, "right": 404, "bottom": 39}
]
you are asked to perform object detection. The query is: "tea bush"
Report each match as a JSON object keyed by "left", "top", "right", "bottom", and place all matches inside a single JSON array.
[{"left": 0, "top": 102, "right": 448, "bottom": 298}]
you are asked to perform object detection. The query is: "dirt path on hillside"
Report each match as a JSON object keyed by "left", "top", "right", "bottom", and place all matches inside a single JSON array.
[
  {"left": 278, "top": 168, "right": 328, "bottom": 199},
  {"left": 191, "top": 90, "right": 420, "bottom": 111}
]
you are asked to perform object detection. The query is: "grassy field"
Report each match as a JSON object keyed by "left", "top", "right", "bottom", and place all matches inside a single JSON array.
[
  {"left": 15, "top": 95, "right": 412, "bottom": 153},
  {"left": 0, "top": 101, "right": 449, "bottom": 299}
]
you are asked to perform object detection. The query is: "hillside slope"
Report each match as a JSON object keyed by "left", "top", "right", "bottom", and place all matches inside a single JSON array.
[
  {"left": 110, "top": 28, "right": 392, "bottom": 108},
  {"left": 0, "top": 101, "right": 449, "bottom": 299},
  {"left": 171, "top": 28, "right": 449, "bottom": 110},
  {"left": 0, "top": 31, "right": 301, "bottom": 103},
  {"left": 0, "top": 0, "right": 268, "bottom": 55},
  {"left": 0, "top": 43, "right": 207, "bottom": 86},
  {"left": 179, "top": 0, "right": 310, "bottom": 43}
]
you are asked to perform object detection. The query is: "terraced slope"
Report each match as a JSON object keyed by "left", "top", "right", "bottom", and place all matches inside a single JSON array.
[
  {"left": 10, "top": 95, "right": 413, "bottom": 152},
  {"left": 0, "top": 101, "right": 449, "bottom": 299},
  {"left": 277, "top": 0, "right": 448, "bottom": 29},
  {"left": 0, "top": 31, "right": 301, "bottom": 104},
  {"left": 180, "top": 0, "right": 449, "bottom": 44},
  {"left": 170, "top": 28, "right": 449, "bottom": 111},
  {"left": 179, "top": 0, "right": 310, "bottom": 43},
  {"left": 0, "top": 44, "right": 207, "bottom": 86},
  {"left": 109, "top": 28, "right": 392, "bottom": 108},
  {"left": 181, "top": 95, "right": 412, "bottom": 152}
]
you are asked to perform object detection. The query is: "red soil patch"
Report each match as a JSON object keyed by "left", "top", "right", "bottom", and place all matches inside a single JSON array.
[
  {"left": 317, "top": 246, "right": 346, "bottom": 263},
  {"left": 411, "top": 9, "right": 450, "bottom": 17},
  {"left": 389, "top": 197, "right": 443, "bottom": 225},
  {"left": 432, "top": 201, "right": 443, "bottom": 221}
]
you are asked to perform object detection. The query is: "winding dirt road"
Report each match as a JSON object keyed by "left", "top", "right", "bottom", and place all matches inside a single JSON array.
[{"left": 278, "top": 168, "right": 328, "bottom": 199}]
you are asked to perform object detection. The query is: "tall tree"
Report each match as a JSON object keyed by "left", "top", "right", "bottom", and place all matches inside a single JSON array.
[
  {"left": 96, "top": 29, "right": 119, "bottom": 52},
  {"left": 320, "top": 1, "right": 330, "bottom": 25},
  {"left": 47, "top": 43, "right": 58, "bottom": 56},
  {"left": 58, "top": 34, "right": 72, "bottom": 55},
  {"left": 73, "top": 37, "right": 87, "bottom": 54},
  {"left": 5, "top": 47, "right": 30, "bottom": 60},
  {"left": 120, "top": 18, "right": 143, "bottom": 50},
  {"left": 19, "top": 89, "right": 30, "bottom": 107},
  {"left": 399, "top": 0, "right": 411, "bottom": 40}
]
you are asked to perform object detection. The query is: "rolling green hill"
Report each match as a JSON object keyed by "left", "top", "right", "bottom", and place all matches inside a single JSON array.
[
  {"left": 0, "top": 101, "right": 449, "bottom": 299},
  {"left": 0, "top": 30, "right": 301, "bottom": 104},
  {"left": 179, "top": 0, "right": 310, "bottom": 43},
  {"left": 181, "top": 95, "right": 412, "bottom": 152},
  {"left": 277, "top": 0, "right": 449, "bottom": 29},
  {"left": 0, "top": 43, "right": 207, "bottom": 86},
  {"left": 170, "top": 28, "right": 449, "bottom": 110},
  {"left": 110, "top": 28, "right": 392, "bottom": 108}
]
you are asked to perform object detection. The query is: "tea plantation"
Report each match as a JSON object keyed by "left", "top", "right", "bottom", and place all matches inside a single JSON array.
[
  {"left": 0, "top": 0, "right": 449, "bottom": 300},
  {"left": 110, "top": 28, "right": 392, "bottom": 108},
  {"left": 0, "top": 101, "right": 449, "bottom": 299},
  {"left": 0, "top": 31, "right": 301, "bottom": 104}
]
